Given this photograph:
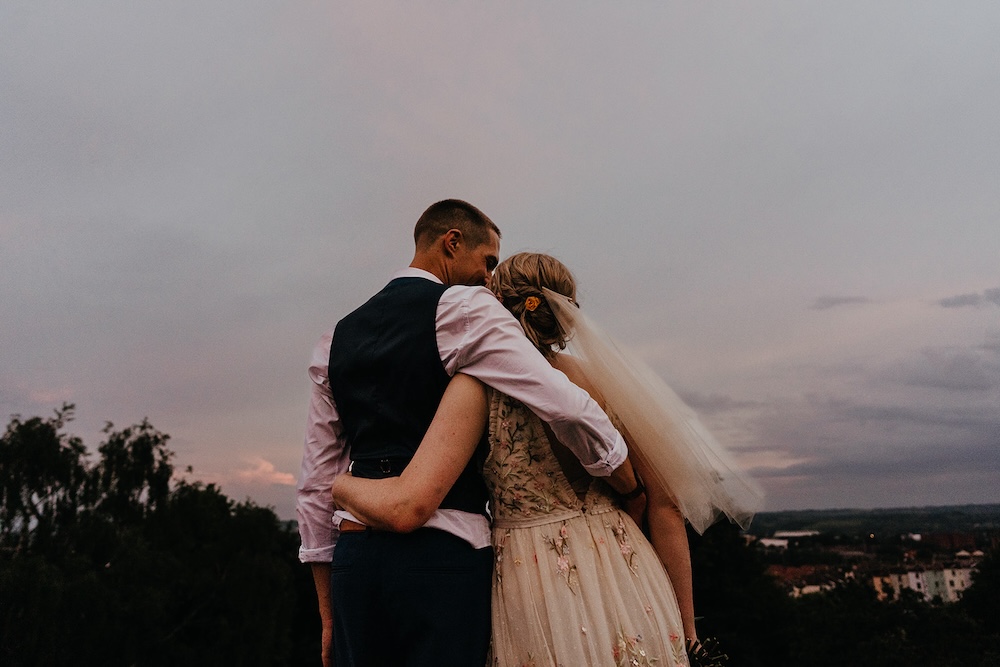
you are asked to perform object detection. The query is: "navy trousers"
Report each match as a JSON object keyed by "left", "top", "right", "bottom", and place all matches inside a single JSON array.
[{"left": 330, "top": 527, "right": 493, "bottom": 667}]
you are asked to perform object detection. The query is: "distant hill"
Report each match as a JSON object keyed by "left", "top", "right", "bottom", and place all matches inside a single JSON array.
[{"left": 745, "top": 503, "right": 1000, "bottom": 538}]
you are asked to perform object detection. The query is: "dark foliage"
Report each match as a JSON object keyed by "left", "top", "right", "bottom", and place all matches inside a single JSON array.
[
  {"left": 748, "top": 505, "right": 1000, "bottom": 539},
  {"left": 689, "top": 521, "right": 794, "bottom": 666},
  {"left": 689, "top": 520, "right": 1000, "bottom": 666},
  {"left": 960, "top": 548, "right": 1000, "bottom": 636},
  {"left": 0, "top": 405, "right": 319, "bottom": 666},
  {"left": 784, "top": 578, "right": 1000, "bottom": 667}
]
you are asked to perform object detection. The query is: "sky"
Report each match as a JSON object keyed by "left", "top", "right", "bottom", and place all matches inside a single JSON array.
[{"left": 2, "top": 2, "right": 998, "bottom": 521}]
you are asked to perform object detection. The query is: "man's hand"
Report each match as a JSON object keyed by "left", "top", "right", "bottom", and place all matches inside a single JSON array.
[
  {"left": 311, "top": 563, "right": 334, "bottom": 667},
  {"left": 611, "top": 460, "right": 646, "bottom": 529},
  {"left": 622, "top": 489, "right": 647, "bottom": 529}
]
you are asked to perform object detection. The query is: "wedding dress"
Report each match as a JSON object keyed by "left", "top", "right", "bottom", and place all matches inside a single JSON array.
[{"left": 484, "top": 390, "right": 690, "bottom": 667}]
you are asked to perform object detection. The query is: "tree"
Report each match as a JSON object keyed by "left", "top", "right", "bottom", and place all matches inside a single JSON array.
[
  {"left": 957, "top": 548, "right": 1000, "bottom": 663},
  {"left": 960, "top": 548, "right": 1000, "bottom": 633},
  {"left": 92, "top": 418, "right": 173, "bottom": 522},
  {"left": 0, "top": 404, "right": 89, "bottom": 554},
  {"left": 688, "top": 521, "right": 794, "bottom": 666},
  {"left": 785, "top": 578, "right": 999, "bottom": 667},
  {"left": 0, "top": 407, "right": 316, "bottom": 666}
]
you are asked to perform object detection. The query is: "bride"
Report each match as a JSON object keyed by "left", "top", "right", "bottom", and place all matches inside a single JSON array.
[{"left": 332, "top": 253, "right": 761, "bottom": 666}]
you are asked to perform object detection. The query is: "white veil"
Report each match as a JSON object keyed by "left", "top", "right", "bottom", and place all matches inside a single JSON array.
[{"left": 543, "top": 288, "right": 763, "bottom": 534}]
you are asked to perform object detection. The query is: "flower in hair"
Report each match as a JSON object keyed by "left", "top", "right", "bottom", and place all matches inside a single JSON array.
[{"left": 524, "top": 296, "right": 541, "bottom": 312}]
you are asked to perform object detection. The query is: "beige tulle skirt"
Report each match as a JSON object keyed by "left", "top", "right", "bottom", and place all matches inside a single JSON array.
[{"left": 490, "top": 504, "right": 689, "bottom": 667}]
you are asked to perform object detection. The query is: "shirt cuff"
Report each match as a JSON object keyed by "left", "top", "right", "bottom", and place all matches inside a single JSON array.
[
  {"left": 581, "top": 431, "right": 629, "bottom": 477},
  {"left": 298, "top": 543, "right": 336, "bottom": 564}
]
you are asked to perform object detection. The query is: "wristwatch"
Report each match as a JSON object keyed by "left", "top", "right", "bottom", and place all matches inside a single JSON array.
[{"left": 621, "top": 475, "right": 645, "bottom": 500}]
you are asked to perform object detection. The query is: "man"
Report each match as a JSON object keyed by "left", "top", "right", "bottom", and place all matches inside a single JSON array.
[{"left": 296, "top": 199, "right": 641, "bottom": 666}]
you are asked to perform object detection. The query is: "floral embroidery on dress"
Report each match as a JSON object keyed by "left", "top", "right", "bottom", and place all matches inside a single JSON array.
[
  {"left": 544, "top": 522, "right": 577, "bottom": 591},
  {"left": 611, "top": 516, "right": 639, "bottom": 575},
  {"left": 613, "top": 630, "right": 659, "bottom": 666},
  {"left": 668, "top": 632, "right": 688, "bottom": 666},
  {"left": 494, "top": 528, "right": 510, "bottom": 587},
  {"left": 484, "top": 394, "right": 582, "bottom": 520}
]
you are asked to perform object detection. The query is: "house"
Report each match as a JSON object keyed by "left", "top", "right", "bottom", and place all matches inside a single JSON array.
[
  {"left": 873, "top": 567, "right": 974, "bottom": 603},
  {"left": 759, "top": 538, "right": 789, "bottom": 550}
]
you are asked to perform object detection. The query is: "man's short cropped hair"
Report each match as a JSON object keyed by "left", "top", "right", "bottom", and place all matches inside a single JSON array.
[{"left": 413, "top": 199, "right": 501, "bottom": 249}]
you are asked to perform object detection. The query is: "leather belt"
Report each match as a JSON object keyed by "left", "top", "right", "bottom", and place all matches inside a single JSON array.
[
  {"left": 352, "top": 457, "right": 410, "bottom": 478},
  {"left": 338, "top": 519, "right": 370, "bottom": 533}
]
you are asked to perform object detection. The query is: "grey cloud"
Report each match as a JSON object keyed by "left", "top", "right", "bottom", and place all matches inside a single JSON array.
[
  {"left": 940, "top": 293, "right": 983, "bottom": 308},
  {"left": 752, "top": 438, "right": 1000, "bottom": 504},
  {"left": 809, "top": 296, "right": 872, "bottom": 310},
  {"left": 741, "top": 389, "right": 1000, "bottom": 508},
  {"left": 938, "top": 287, "right": 1000, "bottom": 308},
  {"left": 837, "top": 403, "right": 993, "bottom": 431},
  {"left": 679, "top": 391, "right": 765, "bottom": 416},
  {"left": 979, "top": 333, "right": 1000, "bottom": 354},
  {"left": 753, "top": 439, "right": 1000, "bottom": 479},
  {"left": 806, "top": 378, "right": 1000, "bottom": 435},
  {"left": 882, "top": 349, "right": 998, "bottom": 392}
]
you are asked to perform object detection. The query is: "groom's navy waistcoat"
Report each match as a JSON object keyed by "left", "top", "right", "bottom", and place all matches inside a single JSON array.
[{"left": 328, "top": 277, "right": 489, "bottom": 516}]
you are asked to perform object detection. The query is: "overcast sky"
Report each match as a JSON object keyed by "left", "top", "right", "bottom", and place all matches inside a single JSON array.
[{"left": 3, "top": 2, "right": 998, "bottom": 520}]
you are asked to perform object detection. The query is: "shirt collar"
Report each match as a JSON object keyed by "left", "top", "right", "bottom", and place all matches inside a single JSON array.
[{"left": 392, "top": 267, "right": 443, "bottom": 284}]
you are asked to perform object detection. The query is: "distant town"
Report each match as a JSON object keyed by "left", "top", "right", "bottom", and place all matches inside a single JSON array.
[{"left": 744, "top": 503, "right": 1000, "bottom": 603}]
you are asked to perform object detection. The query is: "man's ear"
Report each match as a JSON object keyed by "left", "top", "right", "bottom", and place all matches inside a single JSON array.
[{"left": 442, "top": 229, "right": 463, "bottom": 256}]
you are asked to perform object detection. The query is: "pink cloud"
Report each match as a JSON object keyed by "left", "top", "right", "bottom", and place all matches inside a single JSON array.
[
  {"left": 29, "top": 386, "right": 75, "bottom": 405},
  {"left": 234, "top": 458, "right": 296, "bottom": 487}
]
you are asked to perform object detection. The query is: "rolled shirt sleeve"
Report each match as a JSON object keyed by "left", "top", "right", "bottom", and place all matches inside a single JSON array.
[
  {"left": 437, "top": 286, "right": 627, "bottom": 476},
  {"left": 296, "top": 332, "right": 350, "bottom": 563}
]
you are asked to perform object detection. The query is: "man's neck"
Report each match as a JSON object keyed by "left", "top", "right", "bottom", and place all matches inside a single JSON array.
[{"left": 409, "top": 255, "right": 449, "bottom": 285}]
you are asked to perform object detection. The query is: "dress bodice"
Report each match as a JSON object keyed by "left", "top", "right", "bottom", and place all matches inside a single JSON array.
[{"left": 484, "top": 391, "right": 616, "bottom": 526}]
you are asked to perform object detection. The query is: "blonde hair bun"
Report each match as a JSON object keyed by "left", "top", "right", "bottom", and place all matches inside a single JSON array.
[{"left": 491, "top": 252, "right": 576, "bottom": 357}]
